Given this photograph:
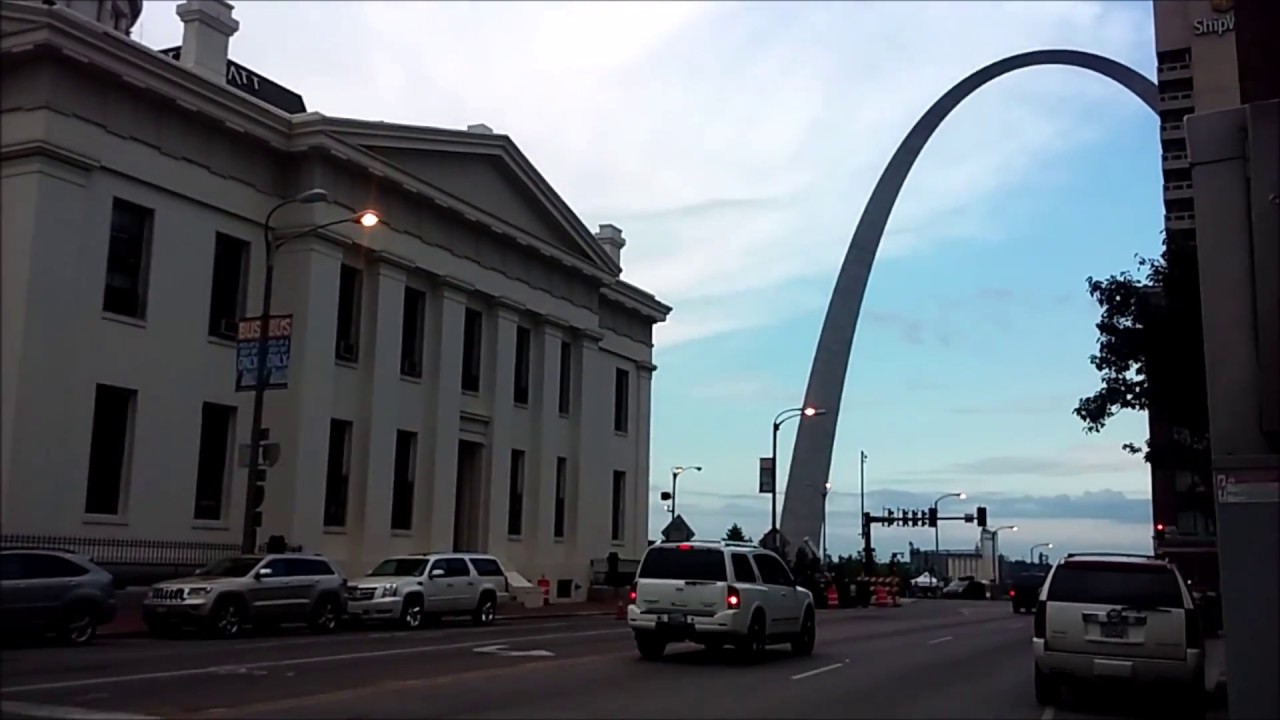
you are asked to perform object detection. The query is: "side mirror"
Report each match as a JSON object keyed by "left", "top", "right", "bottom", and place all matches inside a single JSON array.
[
  {"left": 255, "top": 568, "right": 274, "bottom": 580},
  {"left": 428, "top": 567, "right": 445, "bottom": 580}
]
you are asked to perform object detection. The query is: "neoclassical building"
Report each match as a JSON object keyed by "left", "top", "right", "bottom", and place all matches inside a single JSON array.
[{"left": 0, "top": 0, "right": 668, "bottom": 598}]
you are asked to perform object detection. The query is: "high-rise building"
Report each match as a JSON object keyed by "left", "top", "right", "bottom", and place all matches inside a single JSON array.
[{"left": 1148, "top": 0, "right": 1245, "bottom": 588}]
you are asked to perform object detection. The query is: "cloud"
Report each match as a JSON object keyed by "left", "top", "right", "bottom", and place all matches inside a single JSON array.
[
  {"left": 933, "top": 451, "right": 1140, "bottom": 478},
  {"left": 134, "top": 1, "right": 1154, "bottom": 347}
]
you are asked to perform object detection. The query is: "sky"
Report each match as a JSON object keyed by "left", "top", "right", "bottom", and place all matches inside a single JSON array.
[{"left": 136, "top": 0, "right": 1164, "bottom": 563}]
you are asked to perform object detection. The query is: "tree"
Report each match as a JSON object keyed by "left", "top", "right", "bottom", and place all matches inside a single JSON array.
[
  {"left": 1075, "top": 233, "right": 1211, "bottom": 476},
  {"left": 723, "top": 523, "right": 751, "bottom": 543}
]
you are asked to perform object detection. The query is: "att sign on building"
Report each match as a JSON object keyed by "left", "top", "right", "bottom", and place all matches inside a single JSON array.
[{"left": 0, "top": 0, "right": 670, "bottom": 599}]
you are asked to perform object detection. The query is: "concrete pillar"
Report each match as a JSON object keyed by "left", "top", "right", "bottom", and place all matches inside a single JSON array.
[
  {"left": 487, "top": 302, "right": 520, "bottom": 558},
  {"left": 633, "top": 364, "right": 654, "bottom": 554},
  {"left": 529, "top": 321, "right": 566, "bottom": 558},
  {"left": 572, "top": 330, "right": 608, "bottom": 560},
  {"left": 425, "top": 282, "right": 466, "bottom": 553},
  {"left": 262, "top": 237, "right": 342, "bottom": 554},
  {"left": 354, "top": 257, "right": 408, "bottom": 569}
]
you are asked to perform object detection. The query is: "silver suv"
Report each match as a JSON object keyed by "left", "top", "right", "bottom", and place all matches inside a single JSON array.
[
  {"left": 0, "top": 549, "right": 121, "bottom": 645},
  {"left": 346, "top": 553, "right": 510, "bottom": 629},
  {"left": 143, "top": 554, "right": 347, "bottom": 639}
]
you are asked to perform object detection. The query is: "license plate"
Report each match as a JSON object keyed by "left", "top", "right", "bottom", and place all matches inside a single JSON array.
[
  {"left": 152, "top": 606, "right": 168, "bottom": 614},
  {"left": 667, "top": 613, "right": 684, "bottom": 624},
  {"left": 1101, "top": 622, "right": 1127, "bottom": 639}
]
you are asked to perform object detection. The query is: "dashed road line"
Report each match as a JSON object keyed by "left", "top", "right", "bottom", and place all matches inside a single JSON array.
[
  {"left": 927, "top": 636, "right": 954, "bottom": 645},
  {"left": 791, "top": 662, "right": 845, "bottom": 680},
  {"left": 0, "top": 701, "right": 160, "bottom": 720}
]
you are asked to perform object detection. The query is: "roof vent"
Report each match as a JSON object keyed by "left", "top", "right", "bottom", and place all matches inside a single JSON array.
[{"left": 466, "top": 123, "right": 494, "bottom": 135}]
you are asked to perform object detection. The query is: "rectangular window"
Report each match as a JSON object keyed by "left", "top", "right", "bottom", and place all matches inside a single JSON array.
[
  {"left": 554, "top": 457, "right": 568, "bottom": 540},
  {"left": 507, "top": 449, "right": 525, "bottom": 537},
  {"left": 461, "top": 307, "right": 483, "bottom": 393},
  {"left": 557, "top": 340, "right": 572, "bottom": 416},
  {"left": 323, "top": 419, "right": 353, "bottom": 527},
  {"left": 84, "top": 384, "right": 137, "bottom": 516},
  {"left": 335, "top": 264, "right": 361, "bottom": 362},
  {"left": 400, "top": 287, "right": 426, "bottom": 378},
  {"left": 206, "top": 233, "right": 249, "bottom": 340},
  {"left": 193, "top": 402, "right": 236, "bottom": 521},
  {"left": 102, "top": 198, "right": 153, "bottom": 319},
  {"left": 613, "top": 368, "right": 630, "bottom": 434},
  {"left": 610, "top": 470, "right": 626, "bottom": 542},
  {"left": 391, "top": 430, "right": 417, "bottom": 531},
  {"left": 513, "top": 326, "right": 532, "bottom": 406}
]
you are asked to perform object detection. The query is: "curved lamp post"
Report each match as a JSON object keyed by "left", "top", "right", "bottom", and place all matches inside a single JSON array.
[
  {"left": 932, "top": 491, "right": 966, "bottom": 560},
  {"left": 241, "top": 189, "right": 381, "bottom": 552},
  {"left": 1029, "top": 542, "right": 1053, "bottom": 563},
  {"left": 990, "top": 525, "right": 1018, "bottom": 586},
  {"left": 771, "top": 406, "right": 826, "bottom": 535},
  {"left": 668, "top": 465, "right": 703, "bottom": 520}
]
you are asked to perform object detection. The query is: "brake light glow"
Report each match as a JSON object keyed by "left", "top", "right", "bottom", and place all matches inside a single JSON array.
[
  {"left": 628, "top": 584, "right": 637, "bottom": 604},
  {"left": 1009, "top": 589, "right": 1015, "bottom": 597},
  {"left": 677, "top": 544, "right": 692, "bottom": 551},
  {"left": 726, "top": 585, "right": 741, "bottom": 608}
]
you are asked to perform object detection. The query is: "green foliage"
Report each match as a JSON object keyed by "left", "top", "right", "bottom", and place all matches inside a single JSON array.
[
  {"left": 1075, "top": 235, "right": 1210, "bottom": 473},
  {"left": 723, "top": 523, "right": 751, "bottom": 543}
]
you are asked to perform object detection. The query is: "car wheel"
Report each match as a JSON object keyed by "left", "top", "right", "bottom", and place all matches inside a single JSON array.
[
  {"left": 308, "top": 595, "right": 340, "bottom": 634},
  {"left": 792, "top": 609, "right": 816, "bottom": 656},
  {"left": 635, "top": 633, "right": 666, "bottom": 661},
  {"left": 206, "top": 598, "right": 245, "bottom": 640},
  {"left": 739, "top": 611, "right": 767, "bottom": 663},
  {"left": 1034, "top": 664, "right": 1059, "bottom": 706},
  {"left": 61, "top": 604, "right": 98, "bottom": 646},
  {"left": 400, "top": 595, "right": 425, "bottom": 630},
  {"left": 472, "top": 594, "right": 497, "bottom": 627}
]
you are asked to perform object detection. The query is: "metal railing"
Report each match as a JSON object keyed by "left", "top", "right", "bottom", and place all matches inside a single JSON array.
[{"left": 0, "top": 533, "right": 300, "bottom": 566}]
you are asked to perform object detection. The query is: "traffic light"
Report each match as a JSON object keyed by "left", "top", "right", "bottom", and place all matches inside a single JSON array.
[
  {"left": 659, "top": 491, "right": 673, "bottom": 502},
  {"left": 927, "top": 507, "right": 938, "bottom": 528},
  {"left": 1154, "top": 523, "right": 1166, "bottom": 541},
  {"left": 976, "top": 505, "right": 988, "bottom": 528},
  {"left": 249, "top": 468, "right": 266, "bottom": 528}
]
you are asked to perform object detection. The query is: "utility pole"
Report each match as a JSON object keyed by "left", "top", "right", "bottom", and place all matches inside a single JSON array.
[{"left": 859, "top": 450, "right": 867, "bottom": 538}]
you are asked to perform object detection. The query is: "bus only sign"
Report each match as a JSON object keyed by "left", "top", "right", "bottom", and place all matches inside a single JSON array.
[{"left": 236, "top": 315, "right": 293, "bottom": 392}]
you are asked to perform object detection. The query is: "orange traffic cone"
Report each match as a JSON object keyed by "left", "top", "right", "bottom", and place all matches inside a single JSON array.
[{"left": 826, "top": 584, "right": 839, "bottom": 608}]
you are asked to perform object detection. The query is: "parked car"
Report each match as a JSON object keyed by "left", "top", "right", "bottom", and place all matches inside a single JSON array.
[
  {"left": 626, "top": 540, "right": 816, "bottom": 661},
  {"left": 142, "top": 553, "right": 347, "bottom": 639},
  {"left": 0, "top": 548, "right": 121, "bottom": 645},
  {"left": 941, "top": 577, "right": 988, "bottom": 600},
  {"left": 345, "top": 553, "right": 510, "bottom": 629},
  {"left": 1009, "top": 572, "right": 1047, "bottom": 613},
  {"left": 1032, "top": 553, "right": 1205, "bottom": 713}
]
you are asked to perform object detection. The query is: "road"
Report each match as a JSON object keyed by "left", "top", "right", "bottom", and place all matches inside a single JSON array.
[{"left": 0, "top": 601, "right": 1205, "bottom": 719}]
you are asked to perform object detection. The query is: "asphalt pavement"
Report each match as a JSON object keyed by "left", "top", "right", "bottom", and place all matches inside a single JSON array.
[{"left": 0, "top": 600, "right": 1214, "bottom": 719}]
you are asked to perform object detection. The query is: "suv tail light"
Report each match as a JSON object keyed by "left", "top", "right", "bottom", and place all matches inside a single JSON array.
[
  {"left": 628, "top": 583, "right": 637, "bottom": 604},
  {"left": 1185, "top": 606, "right": 1204, "bottom": 650},
  {"left": 726, "top": 585, "right": 741, "bottom": 609},
  {"left": 1009, "top": 589, "right": 1015, "bottom": 597},
  {"left": 1033, "top": 600, "right": 1047, "bottom": 639}
]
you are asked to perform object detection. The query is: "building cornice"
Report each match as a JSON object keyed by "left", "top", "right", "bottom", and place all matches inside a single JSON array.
[{"left": 601, "top": 282, "right": 672, "bottom": 323}]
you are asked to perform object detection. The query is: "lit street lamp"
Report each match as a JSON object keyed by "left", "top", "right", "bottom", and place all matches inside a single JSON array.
[
  {"left": 242, "top": 189, "right": 381, "bottom": 553},
  {"left": 990, "top": 525, "right": 1018, "bottom": 586},
  {"left": 667, "top": 465, "right": 703, "bottom": 520},
  {"left": 1029, "top": 542, "right": 1053, "bottom": 563},
  {"left": 770, "top": 406, "right": 826, "bottom": 536},
  {"left": 932, "top": 491, "right": 966, "bottom": 559}
]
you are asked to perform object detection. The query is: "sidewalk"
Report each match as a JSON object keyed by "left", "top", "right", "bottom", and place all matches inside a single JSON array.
[{"left": 99, "top": 590, "right": 616, "bottom": 638}]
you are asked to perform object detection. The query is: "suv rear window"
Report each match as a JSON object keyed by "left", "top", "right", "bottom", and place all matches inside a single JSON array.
[
  {"left": 1047, "top": 562, "right": 1184, "bottom": 608},
  {"left": 469, "top": 558, "right": 505, "bottom": 577},
  {"left": 638, "top": 547, "right": 728, "bottom": 582}
]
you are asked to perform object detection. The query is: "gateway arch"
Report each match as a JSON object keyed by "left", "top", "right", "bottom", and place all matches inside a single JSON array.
[{"left": 779, "top": 49, "right": 1159, "bottom": 553}]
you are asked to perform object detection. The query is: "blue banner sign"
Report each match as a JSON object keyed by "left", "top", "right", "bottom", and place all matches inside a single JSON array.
[{"left": 236, "top": 315, "right": 293, "bottom": 392}]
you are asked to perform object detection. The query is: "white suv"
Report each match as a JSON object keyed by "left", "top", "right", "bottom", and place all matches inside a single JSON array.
[
  {"left": 1032, "top": 553, "right": 1205, "bottom": 711},
  {"left": 626, "top": 540, "right": 815, "bottom": 661},
  {"left": 346, "top": 553, "right": 510, "bottom": 629}
]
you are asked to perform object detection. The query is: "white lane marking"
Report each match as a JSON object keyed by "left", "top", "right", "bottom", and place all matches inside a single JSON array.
[
  {"left": 791, "top": 662, "right": 844, "bottom": 680},
  {"left": 927, "top": 636, "right": 954, "bottom": 645},
  {"left": 1, "top": 628, "right": 626, "bottom": 694},
  {"left": 473, "top": 644, "right": 555, "bottom": 658},
  {"left": 1040, "top": 706, "right": 1055, "bottom": 720},
  {"left": 0, "top": 701, "right": 160, "bottom": 719}
]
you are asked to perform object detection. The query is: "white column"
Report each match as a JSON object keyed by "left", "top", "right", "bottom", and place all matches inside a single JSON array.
[
  {"left": 355, "top": 257, "right": 407, "bottom": 569},
  {"left": 262, "top": 237, "right": 342, "bottom": 554},
  {"left": 571, "top": 330, "right": 609, "bottom": 559},
  {"left": 632, "top": 364, "right": 655, "bottom": 555},
  {"left": 425, "top": 282, "right": 467, "bottom": 552},
  {"left": 529, "top": 321, "right": 565, "bottom": 558},
  {"left": 487, "top": 302, "right": 520, "bottom": 557}
]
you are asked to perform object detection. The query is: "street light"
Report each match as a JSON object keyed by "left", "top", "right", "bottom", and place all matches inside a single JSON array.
[
  {"left": 770, "top": 406, "right": 827, "bottom": 536},
  {"left": 1029, "top": 542, "right": 1053, "bottom": 563},
  {"left": 990, "top": 525, "right": 1018, "bottom": 586},
  {"left": 932, "top": 491, "right": 966, "bottom": 560},
  {"left": 821, "top": 481, "right": 832, "bottom": 562},
  {"left": 241, "top": 189, "right": 382, "bottom": 553},
  {"left": 668, "top": 465, "right": 703, "bottom": 520}
]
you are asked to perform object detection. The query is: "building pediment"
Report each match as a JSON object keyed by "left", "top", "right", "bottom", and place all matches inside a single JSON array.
[{"left": 295, "top": 116, "right": 622, "bottom": 280}]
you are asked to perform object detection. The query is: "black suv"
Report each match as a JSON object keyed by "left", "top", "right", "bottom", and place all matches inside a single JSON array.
[{"left": 1008, "top": 572, "right": 1046, "bottom": 613}]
